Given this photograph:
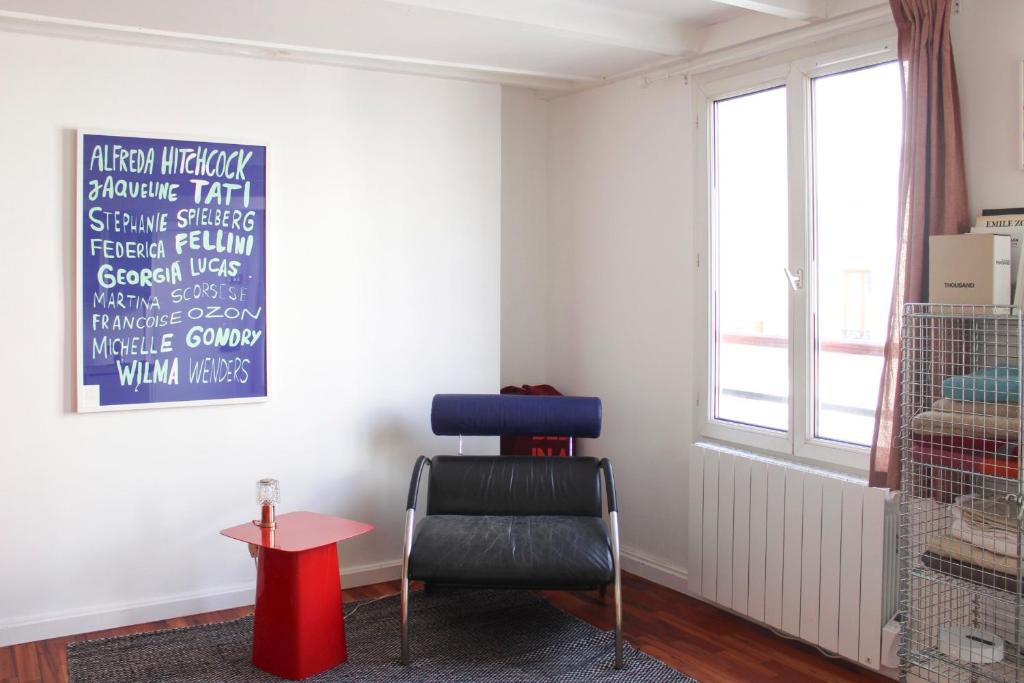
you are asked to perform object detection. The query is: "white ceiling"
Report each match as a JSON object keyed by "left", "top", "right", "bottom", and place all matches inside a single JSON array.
[{"left": 0, "top": 0, "right": 858, "bottom": 89}]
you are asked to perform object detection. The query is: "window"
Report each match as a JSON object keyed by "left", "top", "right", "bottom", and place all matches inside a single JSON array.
[
  {"left": 697, "top": 41, "right": 902, "bottom": 469},
  {"left": 713, "top": 86, "right": 790, "bottom": 432}
]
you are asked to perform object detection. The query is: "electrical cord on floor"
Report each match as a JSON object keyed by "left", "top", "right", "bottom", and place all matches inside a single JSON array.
[
  {"left": 767, "top": 625, "right": 844, "bottom": 660},
  {"left": 344, "top": 594, "right": 392, "bottom": 619}
]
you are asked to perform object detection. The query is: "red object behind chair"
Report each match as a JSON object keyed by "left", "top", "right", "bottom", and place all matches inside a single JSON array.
[{"left": 500, "top": 384, "right": 571, "bottom": 456}]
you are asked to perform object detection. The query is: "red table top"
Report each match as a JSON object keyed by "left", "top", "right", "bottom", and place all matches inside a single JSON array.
[{"left": 221, "top": 511, "right": 373, "bottom": 552}]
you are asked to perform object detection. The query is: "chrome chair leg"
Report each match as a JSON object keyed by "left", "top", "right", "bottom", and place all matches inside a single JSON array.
[
  {"left": 400, "top": 508, "right": 414, "bottom": 665},
  {"left": 610, "top": 510, "right": 623, "bottom": 669},
  {"left": 400, "top": 575, "right": 409, "bottom": 665}
]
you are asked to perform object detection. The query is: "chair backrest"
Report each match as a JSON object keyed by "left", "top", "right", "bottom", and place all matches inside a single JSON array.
[{"left": 425, "top": 455, "right": 603, "bottom": 517}]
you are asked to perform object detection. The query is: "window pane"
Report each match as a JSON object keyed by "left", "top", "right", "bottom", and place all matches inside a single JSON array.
[
  {"left": 714, "top": 87, "right": 789, "bottom": 431},
  {"left": 812, "top": 62, "right": 902, "bottom": 445}
]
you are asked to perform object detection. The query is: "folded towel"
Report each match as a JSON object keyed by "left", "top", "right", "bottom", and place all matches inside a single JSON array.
[
  {"left": 949, "top": 496, "right": 1020, "bottom": 557},
  {"left": 932, "top": 398, "right": 1020, "bottom": 418},
  {"left": 958, "top": 496, "right": 1018, "bottom": 533},
  {"left": 926, "top": 535, "right": 1020, "bottom": 576},
  {"left": 921, "top": 551, "right": 1022, "bottom": 593},
  {"left": 911, "top": 410, "right": 1020, "bottom": 441},
  {"left": 943, "top": 366, "right": 1020, "bottom": 404},
  {"left": 949, "top": 518, "right": 1019, "bottom": 557}
]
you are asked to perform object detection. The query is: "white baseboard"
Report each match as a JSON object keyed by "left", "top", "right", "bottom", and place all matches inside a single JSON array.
[
  {"left": 619, "top": 545, "right": 688, "bottom": 593},
  {"left": 0, "top": 581, "right": 257, "bottom": 648},
  {"left": 341, "top": 558, "right": 403, "bottom": 588},
  {"left": 0, "top": 558, "right": 403, "bottom": 647}
]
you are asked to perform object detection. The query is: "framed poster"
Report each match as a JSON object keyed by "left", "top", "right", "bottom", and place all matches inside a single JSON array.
[{"left": 76, "top": 130, "right": 268, "bottom": 412}]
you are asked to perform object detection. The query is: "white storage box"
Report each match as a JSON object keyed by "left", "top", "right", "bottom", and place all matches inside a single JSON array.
[{"left": 971, "top": 217, "right": 1024, "bottom": 289}]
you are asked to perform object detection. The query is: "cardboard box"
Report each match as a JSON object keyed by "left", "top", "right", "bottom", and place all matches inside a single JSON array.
[{"left": 929, "top": 234, "right": 1012, "bottom": 305}]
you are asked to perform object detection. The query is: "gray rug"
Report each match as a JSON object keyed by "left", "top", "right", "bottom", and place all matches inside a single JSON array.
[{"left": 68, "top": 589, "right": 697, "bottom": 682}]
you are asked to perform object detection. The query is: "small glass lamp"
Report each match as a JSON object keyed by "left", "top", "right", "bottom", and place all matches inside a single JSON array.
[{"left": 255, "top": 478, "right": 280, "bottom": 529}]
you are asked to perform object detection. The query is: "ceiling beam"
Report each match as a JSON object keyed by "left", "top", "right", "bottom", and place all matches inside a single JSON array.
[
  {"left": 711, "top": 0, "right": 827, "bottom": 21},
  {"left": 0, "top": 10, "right": 593, "bottom": 92},
  {"left": 383, "top": 0, "right": 702, "bottom": 56}
]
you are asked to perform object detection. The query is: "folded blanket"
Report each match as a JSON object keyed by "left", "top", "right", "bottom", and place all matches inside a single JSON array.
[
  {"left": 932, "top": 398, "right": 1020, "bottom": 418},
  {"left": 921, "top": 551, "right": 1021, "bottom": 593},
  {"left": 911, "top": 410, "right": 1020, "bottom": 441},
  {"left": 949, "top": 496, "right": 1020, "bottom": 557},
  {"left": 911, "top": 440, "right": 1015, "bottom": 463},
  {"left": 943, "top": 366, "right": 1020, "bottom": 404},
  {"left": 909, "top": 443, "right": 975, "bottom": 503},
  {"left": 977, "top": 456, "right": 1019, "bottom": 479},
  {"left": 911, "top": 434, "right": 1016, "bottom": 454},
  {"left": 909, "top": 443, "right": 1018, "bottom": 502},
  {"left": 926, "top": 534, "right": 1020, "bottom": 576}
]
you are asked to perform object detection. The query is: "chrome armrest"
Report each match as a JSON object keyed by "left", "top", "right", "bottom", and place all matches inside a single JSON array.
[
  {"left": 598, "top": 458, "right": 618, "bottom": 514},
  {"left": 406, "top": 456, "right": 432, "bottom": 511}
]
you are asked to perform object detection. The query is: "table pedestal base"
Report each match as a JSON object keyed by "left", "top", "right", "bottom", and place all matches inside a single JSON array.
[{"left": 253, "top": 543, "right": 346, "bottom": 680}]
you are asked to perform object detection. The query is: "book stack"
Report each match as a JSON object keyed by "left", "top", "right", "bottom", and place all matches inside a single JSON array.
[{"left": 971, "top": 208, "right": 1024, "bottom": 305}]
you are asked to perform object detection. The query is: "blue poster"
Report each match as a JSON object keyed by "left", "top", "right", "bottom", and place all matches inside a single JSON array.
[{"left": 77, "top": 132, "right": 268, "bottom": 411}]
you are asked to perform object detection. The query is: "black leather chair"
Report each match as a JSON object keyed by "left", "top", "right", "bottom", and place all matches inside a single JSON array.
[{"left": 400, "top": 454, "right": 622, "bottom": 668}]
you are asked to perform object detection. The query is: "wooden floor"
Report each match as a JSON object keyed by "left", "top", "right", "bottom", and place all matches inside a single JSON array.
[{"left": 1, "top": 572, "right": 890, "bottom": 683}]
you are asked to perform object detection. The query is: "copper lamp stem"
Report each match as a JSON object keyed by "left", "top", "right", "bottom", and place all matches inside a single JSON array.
[{"left": 258, "top": 503, "right": 276, "bottom": 528}]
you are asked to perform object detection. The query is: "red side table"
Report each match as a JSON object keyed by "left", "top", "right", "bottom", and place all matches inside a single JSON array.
[{"left": 221, "top": 511, "right": 373, "bottom": 680}]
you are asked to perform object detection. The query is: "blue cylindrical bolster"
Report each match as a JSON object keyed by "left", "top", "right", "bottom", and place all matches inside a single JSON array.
[{"left": 431, "top": 394, "right": 602, "bottom": 438}]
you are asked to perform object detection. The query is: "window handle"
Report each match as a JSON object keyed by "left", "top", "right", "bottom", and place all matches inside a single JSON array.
[{"left": 784, "top": 267, "right": 804, "bottom": 291}]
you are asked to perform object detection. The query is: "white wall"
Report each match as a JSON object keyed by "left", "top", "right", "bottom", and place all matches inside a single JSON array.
[
  {"left": 0, "top": 31, "right": 500, "bottom": 644},
  {"left": 952, "top": 0, "right": 1024, "bottom": 218},
  {"left": 545, "top": 77, "right": 694, "bottom": 582},
  {"left": 505, "top": 8, "right": 897, "bottom": 590},
  {"left": 500, "top": 88, "right": 548, "bottom": 387}
]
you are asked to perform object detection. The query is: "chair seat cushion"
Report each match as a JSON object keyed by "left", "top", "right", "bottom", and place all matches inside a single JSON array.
[{"left": 408, "top": 515, "right": 613, "bottom": 589}]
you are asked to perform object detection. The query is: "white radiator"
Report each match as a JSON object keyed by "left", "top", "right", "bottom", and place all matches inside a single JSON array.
[{"left": 688, "top": 442, "right": 897, "bottom": 671}]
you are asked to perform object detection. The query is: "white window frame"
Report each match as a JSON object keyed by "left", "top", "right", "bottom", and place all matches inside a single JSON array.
[{"left": 693, "top": 33, "right": 898, "bottom": 472}]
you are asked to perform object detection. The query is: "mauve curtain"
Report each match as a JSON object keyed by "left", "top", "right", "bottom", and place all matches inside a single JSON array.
[{"left": 869, "top": 0, "right": 969, "bottom": 489}]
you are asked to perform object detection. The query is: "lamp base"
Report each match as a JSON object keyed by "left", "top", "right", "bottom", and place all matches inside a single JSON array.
[{"left": 254, "top": 503, "right": 277, "bottom": 529}]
